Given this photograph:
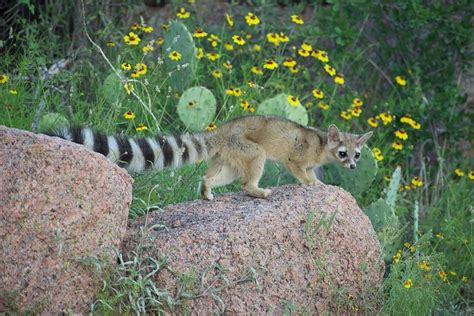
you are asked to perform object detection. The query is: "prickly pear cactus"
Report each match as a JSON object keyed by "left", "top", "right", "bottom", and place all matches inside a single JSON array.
[
  {"left": 323, "top": 145, "right": 378, "bottom": 196},
  {"left": 177, "top": 86, "right": 216, "bottom": 131},
  {"left": 163, "top": 20, "right": 197, "bottom": 92},
  {"left": 364, "top": 167, "right": 402, "bottom": 261},
  {"left": 386, "top": 166, "right": 401, "bottom": 208},
  {"left": 364, "top": 199, "right": 393, "bottom": 231},
  {"left": 100, "top": 73, "right": 124, "bottom": 105},
  {"left": 256, "top": 93, "right": 309, "bottom": 126}
]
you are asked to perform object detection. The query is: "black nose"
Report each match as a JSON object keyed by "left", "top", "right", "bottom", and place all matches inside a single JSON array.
[{"left": 350, "top": 164, "right": 356, "bottom": 169}]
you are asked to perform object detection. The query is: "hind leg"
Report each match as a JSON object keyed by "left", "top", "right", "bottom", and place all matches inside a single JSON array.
[
  {"left": 201, "top": 158, "right": 239, "bottom": 200},
  {"left": 238, "top": 152, "right": 272, "bottom": 198}
]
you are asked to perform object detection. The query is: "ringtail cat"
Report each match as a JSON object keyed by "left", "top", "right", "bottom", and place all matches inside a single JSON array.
[{"left": 45, "top": 115, "right": 372, "bottom": 200}]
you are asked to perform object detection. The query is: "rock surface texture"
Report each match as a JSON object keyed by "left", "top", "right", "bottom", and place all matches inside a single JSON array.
[
  {"left": 125, "top": 184, "right": 385, "bottom": 314},
  {"left": 0, "top": 126, "right": 132, "bottom": 314}
]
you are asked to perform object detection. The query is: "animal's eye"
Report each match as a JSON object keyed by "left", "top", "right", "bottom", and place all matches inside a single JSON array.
[
  {"left": 355, "top": 152, "right": 361, "bottom": 159},
  {"left": 338, "top": 151, "right": 347, "bottom": 158}
]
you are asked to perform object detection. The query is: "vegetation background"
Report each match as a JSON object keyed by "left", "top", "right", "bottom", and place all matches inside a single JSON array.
[{"left": 1, "top": 0, "right": 472, "bottom": 313}]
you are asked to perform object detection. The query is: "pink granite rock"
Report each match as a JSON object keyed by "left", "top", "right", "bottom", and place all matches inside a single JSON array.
[
  {"left": 125, "top": 184, "right": 385, "bottom": 314},
  {"left": 0, "top": 126, "right": 132, "bottom": 314}
]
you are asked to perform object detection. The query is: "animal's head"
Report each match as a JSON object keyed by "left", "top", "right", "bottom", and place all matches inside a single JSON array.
[{"left": 326, "top": 124, "right": 373, "bottom": 169}]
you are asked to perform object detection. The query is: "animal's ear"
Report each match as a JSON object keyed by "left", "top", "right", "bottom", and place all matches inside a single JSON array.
[
  {"left": 357, "top": 131, "right": 373, "bottom": 145},
  {"left": 327, "top": 124, "right": 341, "bottom": 144}
]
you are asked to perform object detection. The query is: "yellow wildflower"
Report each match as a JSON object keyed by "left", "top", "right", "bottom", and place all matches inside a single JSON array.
[
  {"left": 283, "top": 57, "right": 297, "bottom": 68},
  {"left": 206, "top": 52, "right": 221, "bottom": 61},
  {"left": 340, "top": 111, "right": 351, "bottom": 120},
  {"left": 196, "top": 48, "right": 204, "bottom": 59},
  {"left": 267, "top": 33, "right": 281, "bottom": 46},
  {"left": 223, "top": 61, "right": 232, "bottom": 70},
  {"left": 287, "top": 95, "right": 300, "bottom": 106},
  {"left": 226, "top": 14, "right": 234, "bottom": 27},
  {"left": 312, "top": 49, "right": 329, "bottom": 63},
  {"left": 411, "top": 176, "right": 423, "bottom": 187},
  {"left": 253, "top": 44, "right": 261, "bottom": 52},
  {"left": 193, "top": 27, "right": 208, "bottom": 38},
  {"left": 395, "top": 129, "right": 408, "bottom": 140},
  {"left": 212, "top": 69, "right": 222, "bottom": 78},
  {"left": 419, "top": 261, "right": 431, "bottom": 271},
  {"left": 372, "top": 148, "right": 384, "bottom": 161},
  {"left": 142, "top": 25, "right": 153, "bottom": 33},
  {"left": 123, "top": 111, "right": 136, "bottom": 120},
  {"left": 279, "top": 32, "right": 289, "bottom": 42},
  {"left": 353, "top": 98, "right": 363, "bottom": 107},
  {"left": 123, "top": 32, "right": 141, "bottom": 45},
  {"left": 436, "top": 233, "right": 444, "bottom": 240},
  {"left": 131, "top": 23, "right": 141, "bottom": 31},
  {"left": 392, "top": 141, "right": 403, "bottom": 151},
  {"left": 263, "top": 59, "right": 278, "bottom": 70},
  {"left": 438, "top": 270, "right": 447, "bottom": 282},
  {"left": 350, "top": 107, "right": 362, "bottom": 117},
  {"left": 251, "top": 66, "right": 263, "bottom": 75},
  {"left": 224, "top": 42, "right": 234, "bottom": 51},
  {"left": 301, "top": 42, "right": 312, "bottom": 51},
  {"left": 208, "top": 34, "right": 220, "bottom": 47},
  {"left": 324, "top": 64, "right": 336, "bottom": 76},
  {"left": 156, "top": 36, "right": 164, "bottom": 45},
  {"left": 404, "top": 279, "right": 413, "bottom": 289},
  {"left": 143, "top": 43, "right": 154, "bottom": 53},
  {"left": 298, "top": 49, "right": 310, "bottom": 57},
  {"left": 393, "top": 249, "right": 402, "bottom": 263},
  {"left": 291, "top": 15, "right": 304, "bottom": 24},
  {"left": 245, "top": 12, "right": 260, "bottom": 26},
  {"left": 334, "top": 74, "right": 345, "bottom": 85},
  {"left": 169, "top": 50, "right": 182, "bottom": 61},
  {"left": 462, "top": 276, "right": 468, "bottom": 283},
  {"left": 410, "top": 121, "right": 421, "bottom": 129},
  {"left": 121, "top": 63, "right": 132, "bottom": 71},
  {"left": 449, "top": 271, "right": 457, "bottom": 276},
  {"left": 136, "top": 123, "right": 148, "bottom": 132},
  {"left": 123, "top": 83, "right": 134, "bottom": 95},
  {"left": 225, "top": 88, "right": 235, "bottom": 96},
  {"left": 318, "top": 102, "right": 330, "bottom": 110},
  {"left": 177, "top": 7, "right": 190, "bottom": 19},
  {"left": 9, "top": 89, "right": 17, "bottom": 95},
  {"left": 207, "top": 123, "right": 217, "bottom": 131},
  {"left": 400, "top": 114, "right": 414, "bottom": 124},
  {"left": 468, "top": 171, "right": 474, "bottom": 180},
  {"left": 367, "top": 117, "right": 379, "bottom": 128},
  {"left": 232, "top": 35, "right": 246, "bottom": 45},
  {"left": 233, "top": 88, "right": 242, "bottom": 96},
  {"left": 379, "top": 112, "right": 394, "bottom": 125},
  {"left": 312, "top": 89, "right": 324, "bottom": 99},
  {"left": 240, "top": 99, "right": 250, "bottom": 110},
  {"left": 289, "top": 66, "right": 299, "bottom": 74},
  {"left": 131, "top": 63, "right": 147, "bottom": 78},
  {"left": 395, "top": 75, "right": 407, "bottom": 86},
  {"left": 106, "top": 40, "right": 115, "bottom": 47}
]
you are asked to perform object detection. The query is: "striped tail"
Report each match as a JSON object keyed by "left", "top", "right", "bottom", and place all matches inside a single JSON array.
[{"left": 44, "top": 126, "right": 213, "bottom": 173}]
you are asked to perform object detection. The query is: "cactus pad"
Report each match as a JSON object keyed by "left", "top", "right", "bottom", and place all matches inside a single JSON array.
[
  {"left": 256, "top": 93, "right": 308, "bottom": 126},
  {"left": 177, "top": 86, "right": 216, "bottom": 131},
  {"left": 163, "top": 20, "right": 197, "bottom": 92}
]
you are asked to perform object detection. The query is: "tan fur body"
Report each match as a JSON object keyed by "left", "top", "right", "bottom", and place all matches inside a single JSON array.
[
  {"left": 201, "top": 115, "right": 372, "bottom": 200},
  {"left": 46, "top": 115, "right": 372, "bottom": 200}
]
